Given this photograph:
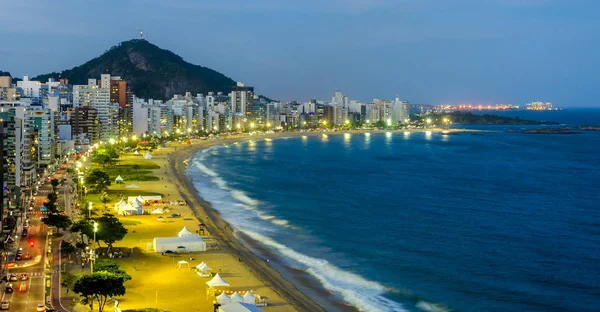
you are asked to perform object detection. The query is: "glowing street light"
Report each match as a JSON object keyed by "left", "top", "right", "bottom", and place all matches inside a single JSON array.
[
  {"left": 76, "top": 161, "right": 82, "bottom": 168},
  {"left": 266, "top": 122, "right": 271, "bottom": 128},
  {"left": 187, "top": 128, "right": 192, "bottom": 133},
  {"left": 88, "top": 201, "right": 93, "bottom": 218},
  {"left": 132, "top": 135, "right": 137, "bottom": 141},
  {"left": 426, "top": 118, "right": 432, "bottom": 127},
  {"left": 91, "top": 221, "right": 98, "bottom": 273},
  {"left": 322, "top": 120, "right": 327, "bottom": 126},
  {"left": 345, "top": 120, "right": 349, "bottom": 125},
  {"left": 386, "top": 118, "right": 392, "bottom": 126},
  {"left": 236, "top": 123, "right": 241, "bottom": 129},
  {"left": 176, "top": 129, "right": 181, "bottom": 134},
  {"left": 109, "top": 138, "right": 115, "bottom": 145},
  {"left": 250, "top": 123, "right": 255, "bottom": 129}
]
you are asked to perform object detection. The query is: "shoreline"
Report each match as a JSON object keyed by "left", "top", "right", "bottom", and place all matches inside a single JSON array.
[{"left": 166, "top": 128, "right": 478, "bottom": 311}]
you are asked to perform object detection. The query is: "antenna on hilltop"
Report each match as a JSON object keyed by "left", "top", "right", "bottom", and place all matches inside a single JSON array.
[{"left": 137, "top": 27, "right": 144, "bottom": 39}]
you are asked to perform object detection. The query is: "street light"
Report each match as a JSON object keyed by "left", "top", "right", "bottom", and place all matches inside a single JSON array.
[
  {"left": 426, "top": 118, "right": 432, "bottom": 127},
  {"left": 250, "top": 123, "right": 255, "bottom": 129},
  {"left": 88, "top": 201, "right": 93, "bottom": 218},
  {"left": 266, "top": 122, "right": 271, "bottom": 128},
  {"left": 387, "top": 118, "right": 392, "bottom": 127},
  {"left": 109, "top": 138, "right": 115, "bottom": 145},
  {"left": 91, "top": 221, "right": 98, "bottom": 273}
]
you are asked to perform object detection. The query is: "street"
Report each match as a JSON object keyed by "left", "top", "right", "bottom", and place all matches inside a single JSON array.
[{"left": 3, "top": 175, "right": 72, "bottom": 311}]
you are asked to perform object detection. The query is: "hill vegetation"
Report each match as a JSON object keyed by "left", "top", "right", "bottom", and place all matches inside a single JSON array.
[{"left": 32, "top": 39, "right": 237, "bottom": 100}]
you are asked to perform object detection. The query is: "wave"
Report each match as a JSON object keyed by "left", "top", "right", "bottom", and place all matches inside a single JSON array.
[{"left": 242, "top": 229, "right": 408, "bottom": 312}]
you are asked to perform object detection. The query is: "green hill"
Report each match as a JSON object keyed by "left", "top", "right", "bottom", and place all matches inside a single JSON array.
[{"left": 32, "top": 39, "right": 237, "bottom": 100}]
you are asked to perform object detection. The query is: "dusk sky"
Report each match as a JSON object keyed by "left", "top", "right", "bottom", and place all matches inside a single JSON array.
[{"left": 1, "top": 0, "right": 598, "bottom": 106}]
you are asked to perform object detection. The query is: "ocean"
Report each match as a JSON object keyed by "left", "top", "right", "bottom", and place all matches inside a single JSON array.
[{"left": 187, "top": 109, "right": 600, "bottom": 312}]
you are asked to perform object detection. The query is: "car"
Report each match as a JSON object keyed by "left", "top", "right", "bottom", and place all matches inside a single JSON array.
[
  {"left": 0, "top": 301, "right": 9, "bottom": 310},
  {"left": 22, "top": 229, "right": 28, "bottom": 236},
  {"left": 8, "top": 274, "right": 18, "bottom": 281},
  {"left": 5, "top": 284, "right": 13, "bottom": 293},
  {"left": 18, "top": 282, "right": 27, "bottom": 292},
  {"left": 23, "top": 252, "right": 32, "bottom": 260},
  {"left": 20, "top": 273, "right": 29, "bottom": 280},
  {"left": 15, "top": 253, "right": 22, "bottom": 261},
  {"left": 36, "top": 303, "right": 47, "bottom": 311}
]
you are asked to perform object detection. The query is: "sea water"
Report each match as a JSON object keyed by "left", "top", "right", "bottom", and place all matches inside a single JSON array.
[{"left": 187, "top": 112, "right": 600, "bottom": 312}]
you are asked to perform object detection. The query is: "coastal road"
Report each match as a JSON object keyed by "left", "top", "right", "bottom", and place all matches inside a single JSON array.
[{"left": 3, "top": 207, "right": 48, "bottom": 311}]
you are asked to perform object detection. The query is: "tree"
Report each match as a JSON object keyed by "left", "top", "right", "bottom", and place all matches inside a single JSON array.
[
  {"left": 70, "top": 220, "right": 93, "bottom": 242},
  {"left": 42, "top": 214, "right": 73, "bottom": 233},
  {"left": 46, "top": 192, "right": 59, "bottom": 213},
  {"left": 73, "top": 271, "right": 126, "bottom": 312},
  {"left": 62, "top": 241, "right": 76, "bottom": 255},
  {"left": 92, "top": 153, "right": 112, "bottom": 168},
  {"left": 96, "top": 214, "right": 128, "bottom": 251},
  {"left": 51, "top": 179, "right": 59, "bottom": 193},
  {"left": 100, "top": 192, "right": 110, "bottom": 210},
  {"left": 94, "top": 259, "right": 131, "bottom": 281},
  {"left": 86, "top": 169, "right": 111, "bottom": 193}
]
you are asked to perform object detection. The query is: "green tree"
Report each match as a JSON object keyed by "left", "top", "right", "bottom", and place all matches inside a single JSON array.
[
  {"left": 92, "top": 153, "right": 112, "bottom": 168},
  {"left": 51, "top": 179, "right": 59, "bottom": 193},
  {"left": 61, "top": 241, "right": 76, "bottom": 255},
  {"left": 100, "top": 192, "right": 110, "bottom": 210},
  {"left": 94, "top": 259, "right": 131, "bottom": 281},
  {"left": 70, "top": 220, "right": 93, "bottom": 242},
  {"left": 42, "top": 214, "right": 73, "bottom": 233},
  {"left": 73, "top": 271, "right": 126, "bottom": 312},
  {"left": 45, "top": 192, "right": 59, "bottom": 213},
  {"left": 86, "top": 169, "right": 111, "bottom": 193},
  {"left": 96, "top": 214, "right": 128, "bottom": 251}
]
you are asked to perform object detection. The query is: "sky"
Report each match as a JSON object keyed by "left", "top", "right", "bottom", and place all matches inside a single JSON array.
[{"left": 0, "top": 0, "right": 598, "bottom": 107}]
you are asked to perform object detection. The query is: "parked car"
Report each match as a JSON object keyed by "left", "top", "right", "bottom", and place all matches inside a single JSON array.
[
  {"left": 20, "top": 273, "right": 29, "bottom": 280},
  {"left": 36, "top": 303, "right": 47, "bottom": 311},
  {"left": 8, "top": 274, "right": 18, "bottom": 281},
  {"left": 5, "top": 284, "right": 13, "bottom": 293},
  {"left": 0, "top": 301, "right": 9, "bottom": 310}
]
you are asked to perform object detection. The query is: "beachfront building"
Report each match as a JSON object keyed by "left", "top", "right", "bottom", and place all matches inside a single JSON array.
[{"left": 73, "top": 84, "right": 119, "bottom": 142}]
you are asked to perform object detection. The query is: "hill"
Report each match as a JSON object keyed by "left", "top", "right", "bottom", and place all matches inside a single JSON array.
[{"left": 32, "top": 39, "right": 238, "bottom": 100}]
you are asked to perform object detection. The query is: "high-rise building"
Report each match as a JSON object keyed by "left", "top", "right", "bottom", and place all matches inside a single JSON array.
[
  {"left": 73, "top": 85, "right": 117, "bottom": 142},
  {"left": 67, "top": 107, "right": 99, "bottom": 145},
  {"left": 230, "top": 82, "right": 254, "bottom": 116},
  {"left": 0, "top": 76, "right": 12, "bottom": 88}
]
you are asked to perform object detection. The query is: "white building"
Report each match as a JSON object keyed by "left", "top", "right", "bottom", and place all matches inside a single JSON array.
[
  {"left": 16, "top": 75, "right": 42, "bottom": 100},
  {"left": 73, "top": 85, "right": 118, "bottom": 141}
]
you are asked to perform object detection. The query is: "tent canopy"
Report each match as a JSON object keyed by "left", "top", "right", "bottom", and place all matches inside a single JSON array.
[
  {"left": 242, "top": 291, "right": 255, "bottom": 304},
  {"left": 230, "top": 292, "right": 243, "bottom": 302},
  {"left": 196, "top": 262, "right": 206, "bottom": 270},
  {"left": 115, "top": 175, "right": 124, "bottom": 182},
  {"left": 178, "top": 226, "right": 194, "bottom": 238},
  {"left": 125, "top": 184, "right": 140, "bottom": 189},
  {"left": 218, "top": 302, "right": 263, "bottom": 312},
  {"left": 177, "top": 260, "right": 189, "bottom": 265},
  {"left": 144, "top": 152, "right": 152, "bottom": 159},
  {"left": 206, "top": 273, "right": 230, "bottom": 288},
  {"left": 199, "top": 263, "right": 212, "bottom": 271},
  {"left": 217, "top": 292, "right": 231, "bottom": 305}
]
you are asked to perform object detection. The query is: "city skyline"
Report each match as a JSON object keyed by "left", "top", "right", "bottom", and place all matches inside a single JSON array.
[{"left": 1, "top": 0, "right": 599, "bottom": 107}]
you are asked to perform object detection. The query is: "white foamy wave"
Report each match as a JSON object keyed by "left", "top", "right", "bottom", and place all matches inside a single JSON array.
[
  {"left": 211, "top": 177, "right": 230, "bottom": 191},
  {"left": 271, "top": 219, "right": 289, "bottom": 226},
  {"left": 231, "top": 189, "right": 260, "bottom": 206},
  {"left": 194, "top": 161, "right": 219, "bottom": 177},
  {"left": 242, "top": 230, "right": 407, "bottom": 312},
  {"left": 416, "top": 301, "right": 452, "bottom": 312}
]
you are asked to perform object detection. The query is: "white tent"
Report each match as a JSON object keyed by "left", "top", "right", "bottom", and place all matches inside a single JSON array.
[
  {"left": 195, "top": 262, "right": 206, "bottom": 270},
  {"left": 114, "top": 199, "right": 127, "bottom": 211},
  {"left": 218, "top": 302, "right": 263, "bottom": 312},
  {"left": 230, "top": 292, "right": 243, "bottom": 303},
  {"left": 178, "top": 226, "right": 194, "bottom": 238},
  {"left": 216, "top": 292, "right": 231, "bottom": 305},
  {"left": 199, "top": 262, "right": 212, "bottom": 272},
  {"left": 177, "top": 260, "right": 189, "bottom": 269},
  {"left": 144, "top": 152, "right": 152, "bottom": 159},
  {"left": 153, "top": 227, "right": 207, "bottom": 252},
  {"left": 206, "top": 273, "right": 230, "bottom": 288},
  {"left": 117, "top": 203, "right": 142, "bottom": 215},
  {"left": 242, "top": 292, "right": 256, "bottom": 305},
  {"left": 151, "top": 208, "right": 164, "bottom": 214},
  {"left": 115, "top": 175, "right": 124, "bottom": 184},
  {"left": 133, "top": 150, "right": 140, "bottom": 156},
  {"left": 125, "top": 184, "right": 140, "bottom": 189}
]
